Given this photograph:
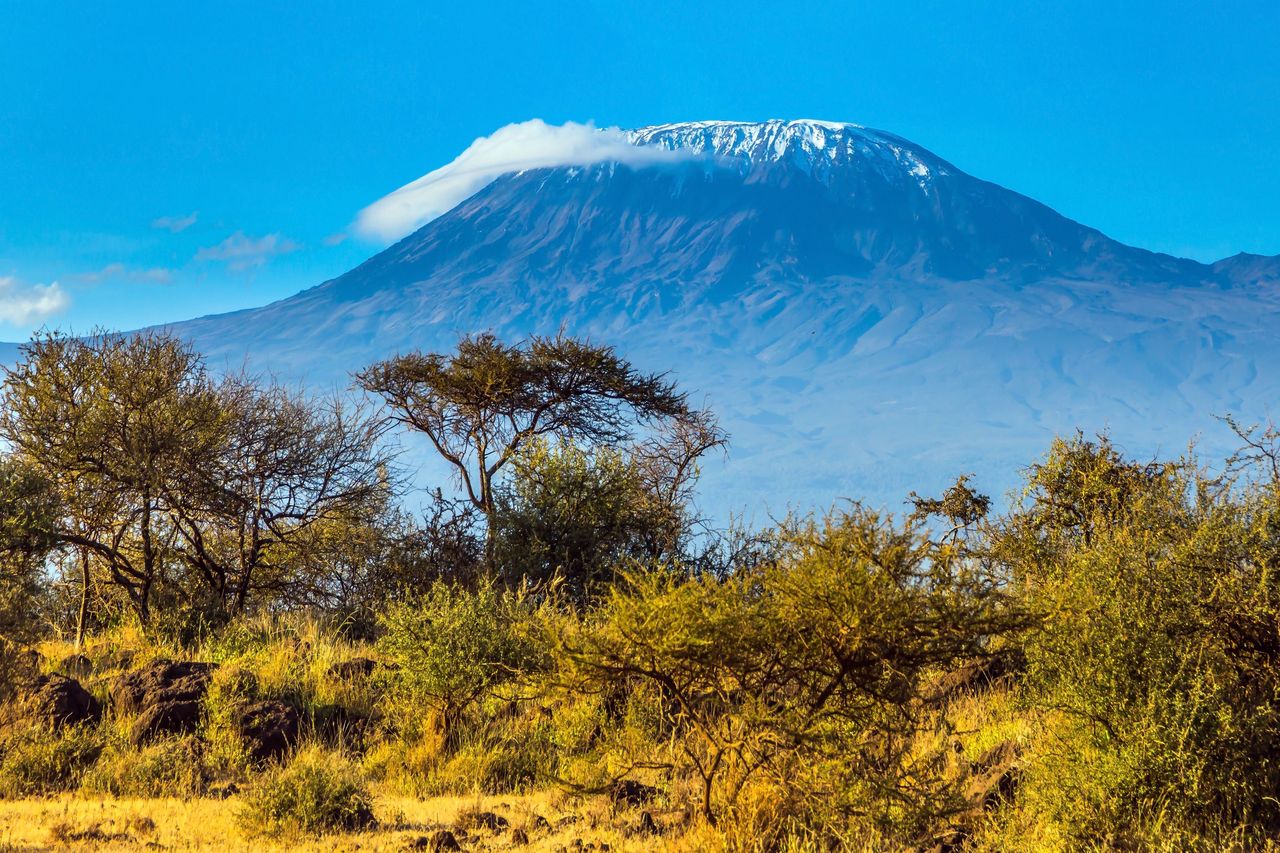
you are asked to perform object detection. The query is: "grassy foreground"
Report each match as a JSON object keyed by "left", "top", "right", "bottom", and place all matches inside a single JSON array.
[
  {"left": 12, "top": 432, "right": 1280, "bottom": 849},
  {"left": 0, "top": 613, "right": 1031, "bottom": 852},
  {"left": 0, "top": 790, "right": 718, "bottom": 852}
]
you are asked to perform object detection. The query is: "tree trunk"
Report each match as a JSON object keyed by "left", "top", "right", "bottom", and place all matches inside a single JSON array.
[
  {"left": 75, "top": 548, "right": 91, "bottom": 651},
  {"left": 702, "top": 749, "right": 723, "bottom": 826}
]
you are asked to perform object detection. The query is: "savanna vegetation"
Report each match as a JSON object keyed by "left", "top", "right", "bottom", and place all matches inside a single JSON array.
[{"left": 3, "top": 329, "right": 1280, "bottom": 851}]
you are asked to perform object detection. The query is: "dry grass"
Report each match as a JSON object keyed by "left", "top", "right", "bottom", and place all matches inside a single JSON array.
[{"left": 0, "top": 788, "right": 717, "bottom": 852}]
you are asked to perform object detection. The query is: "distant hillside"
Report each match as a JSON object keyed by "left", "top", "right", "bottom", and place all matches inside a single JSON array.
[{"left": 55, "top": 120, "right": 1280, "bottom": 515}]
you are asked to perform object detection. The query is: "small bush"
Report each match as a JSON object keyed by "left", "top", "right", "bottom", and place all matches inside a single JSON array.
[
  {"left": 433, "top": 730, "right": 549, "bottom": 795},
  {"left": 237, "top": 747, "right": 376, "bottom": 838},
  {"left": 378, "top": 582, "right": 543, "bottom": 742},
  {"left": 82, "top": 735, "right": 206, "bottom": 798},
  {"left": 0, "top": 724, "right": 102, "bottom": 796}
]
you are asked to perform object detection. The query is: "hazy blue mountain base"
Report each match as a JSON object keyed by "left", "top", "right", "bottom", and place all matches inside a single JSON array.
[{"left": 91, "top": 121, "right": 1280, "bottom": 518}]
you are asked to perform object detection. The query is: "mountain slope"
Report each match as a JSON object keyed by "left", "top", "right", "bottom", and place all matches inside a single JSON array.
[{"left": 169, "top": 120, "right": 1280, "bottom": 514}]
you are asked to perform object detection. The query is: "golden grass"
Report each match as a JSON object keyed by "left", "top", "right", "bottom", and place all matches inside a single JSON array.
[{"left": 0, "top": 788, "right": 718, "bottom": 852}]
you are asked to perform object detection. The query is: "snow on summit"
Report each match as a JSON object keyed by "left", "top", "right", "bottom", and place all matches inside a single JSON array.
[
  {"left": 629, "top": 119, "right": 948, "bottom": 188},
  {"left": 359, "top": 119, "right": 950, "bottom": 242}
]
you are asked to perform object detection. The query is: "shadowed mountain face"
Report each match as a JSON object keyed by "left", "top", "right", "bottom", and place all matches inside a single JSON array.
[{"left": 165, "top": 120, "right": 1278, "bottom": 514}]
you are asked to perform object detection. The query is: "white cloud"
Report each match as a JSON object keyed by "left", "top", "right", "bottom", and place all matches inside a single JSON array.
[
  {"left": 322, "top": 232, "right": 349, "bottom": 247},
  {"left": 197, "top": 231, "right": 300, "bottom": 271},
  {"left": 0, "top": 277, "right": 71, "bottom": 325},
  {"left": 74, "top": 263, "right": 173, "bottom": 284},
  {"left": 152, "top": 212, "right": 198, "bottom": 233},
  {"left": 138, "top": 267, "right": 174, "bottom": 284},
  {"left": 355, "top": 119, "right": 687, "bottom": 242}
]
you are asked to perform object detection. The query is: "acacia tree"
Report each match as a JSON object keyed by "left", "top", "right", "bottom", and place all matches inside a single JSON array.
[
  {"left": 0, "top": 331, "right": 225, "bottom": 623},
  {"left": 0, "top": 457, "right": 58, "bottom": 691},
  {"left": 0, "top": 330, "right": 391, "bottom": 625},
  {"left": 356, "top": 333, "right": 694, "bottom": 545},
  {"left": 557, "top": 507, "right": 1022, "bottom": 830},
  {"left": 163, "top": 382, "right": 389, "bottom": 617}
]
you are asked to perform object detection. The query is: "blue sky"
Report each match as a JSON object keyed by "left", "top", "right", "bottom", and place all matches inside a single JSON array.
[{"left": 1, "top": 0, "right": 1277, "bottom": 339}]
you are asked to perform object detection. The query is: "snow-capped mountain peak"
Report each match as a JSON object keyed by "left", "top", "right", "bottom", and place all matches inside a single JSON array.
[
  {"left": 141, "top": 119, "right": 1280, "bottom": 517},
  {"left": 628, "top": 119, "right": 949, "bottom": 188}
]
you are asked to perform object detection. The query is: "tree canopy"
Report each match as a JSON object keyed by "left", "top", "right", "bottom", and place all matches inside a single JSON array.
[{"left": 356, "top": 333, "right": 693, "bottom": 524}]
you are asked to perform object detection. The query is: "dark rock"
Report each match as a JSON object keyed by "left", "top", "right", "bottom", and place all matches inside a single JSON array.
[
  {"left": 209, "top": 782, "right": 240, "bottom": 799},
  {"left": 234, "top": 700, "right": 301, "bottom": 763},
  {"left": 327, "top": 657, "right": 378, "bottom": 681},
  {"left": 58, "top": 653, "right": 94, "bottom": 678},
  {"left": 25, "top": 674, "right": 102, "bottom": 730},
  {"left": 110, "top": 659, "right": 217, "bottom": 715},
  {"left": 609, "top": 779, "right": 657, "bottom": 807},
  {"left": 428, "top": 829, "right": 461, "bottom": 851},
  {"left": 532, "top": 814, "right": 551, "bottom": 830},
  {"left": 129, "top": 698, "right": 202, "bottom": 746},
  {"left": 637, "top": 811, "right": 658, "bottom": 836},
  {"left": 511, "top": 827, "right": 530, "bottom": 845},
  {"left": 456, "top": 810, "right": 508, "bottom": 832}
]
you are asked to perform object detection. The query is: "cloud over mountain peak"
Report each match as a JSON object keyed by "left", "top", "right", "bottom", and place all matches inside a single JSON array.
[{"left": 354, "top": 119, "right": 689, "bottom": 242}]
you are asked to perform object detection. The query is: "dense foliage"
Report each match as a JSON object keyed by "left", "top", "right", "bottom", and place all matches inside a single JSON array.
[{"left": 6, "top": 328, "right": 1280, "bottom": 850}]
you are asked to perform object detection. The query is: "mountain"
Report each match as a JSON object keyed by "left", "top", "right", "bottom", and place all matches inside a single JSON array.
[{"left": 167, "top": 120, "right": 1280, "bottom": 516}]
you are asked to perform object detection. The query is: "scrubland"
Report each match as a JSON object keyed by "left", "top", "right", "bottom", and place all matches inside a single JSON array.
[{"left": 6, "top": 332, "right": 1280, "bottom": 850}]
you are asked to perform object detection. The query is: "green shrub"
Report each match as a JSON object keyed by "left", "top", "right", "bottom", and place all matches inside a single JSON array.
[
  {"left": 491, "top": 438, "right": 683, "bottom": 596},
  {"left": 0, "top": 456, "right": 57, "bottom": 700},
  {"left": 1006, "top": 434, "right": 1280, "bottom": 843},
  {"left": 237, "top": 747, "right": 375, "bottom": 838},
  {"left": 557, "top": 506, "right": 1020, "bottom": 840},
  {"left": 430, "top": 734, "right": 546, "bottom": 796},
  {"left": 82, "top": 735, "right": 205, "bottom": 797},
  {"left": 202, "top": 619, "right": 274, "bottom": 663},
  {"left": 0, "top": 725, "right": 102, "bottom": 797},
  {"left": 378, "top": 582, "right": 543, "bottom": 743}
]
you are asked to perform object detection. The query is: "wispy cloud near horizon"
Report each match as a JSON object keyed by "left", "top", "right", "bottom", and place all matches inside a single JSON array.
[
  {"left": 74, "top": 263, "right": 174, "bottom": 284},
  {"left": 196, "top": 231, "right": 300, "bottom": 271},
  {"left": 152, "top": 211, "right": 199, "bottom": 233},
  {"left": 0, "top": 276, "right": 71, "bottom": 326},
  {"left": 354, "top": 119, "right": 686, "bottom": 243}
]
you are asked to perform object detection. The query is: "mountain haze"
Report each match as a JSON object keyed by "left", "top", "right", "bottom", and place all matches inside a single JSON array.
[{"left": 155, "top": 120, "right": 1280, "bottom": 514}]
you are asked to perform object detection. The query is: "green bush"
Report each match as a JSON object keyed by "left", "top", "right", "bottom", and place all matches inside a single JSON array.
[
  {"left": 237, "top": 747, "right": 375, "bottom": 838},
  {"left": 557, "top": 506, "right": 1021, "bottom": 842},
  {"left": 1006, "top": 434, "right": 1280, "bottom": 844},
  {"left": 0, "top": 456, "right": 57, "bottom": 700},
  {"left": 82, "top": 735, "right": 206, "bottom": 798},
  {"left": 430, "top": 731, "right": 550, "bottom": 795},
  {"left": 378, "top": 582, "right": 543, "bottom": 743},
  {"left": 0, "top": 725, "right": 102, "bottom": 797},
  {"left": 491, "top": 438, "right": 682, "bottom": 596}
]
